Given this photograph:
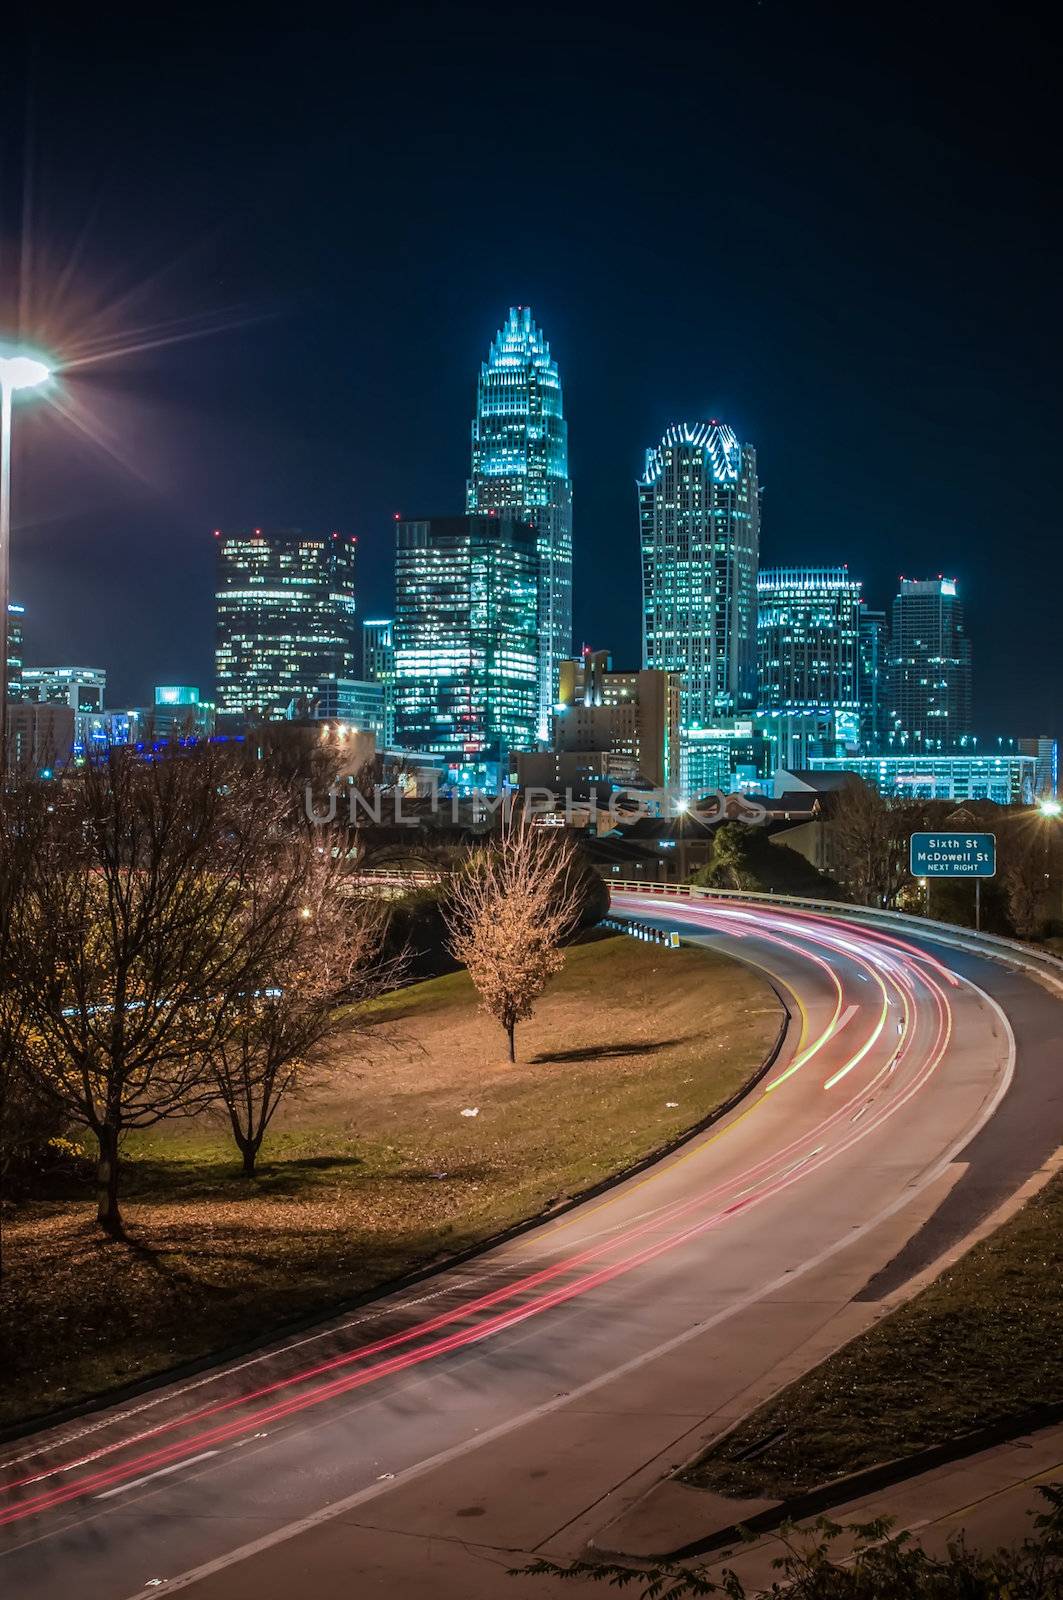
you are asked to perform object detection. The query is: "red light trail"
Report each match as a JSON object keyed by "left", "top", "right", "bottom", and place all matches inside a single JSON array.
[{"left": 0, "top": 903, "right": 957, "bottom": 1529}]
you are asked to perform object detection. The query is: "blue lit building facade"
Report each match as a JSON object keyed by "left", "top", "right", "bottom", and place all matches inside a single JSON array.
[
  {"left": 394, "top": 514, "right": 539, "bottom": 788},
  {"left": 886, "top": 577, "right": 972, "bottom": 749},
  {"left": 5, "top": 602, "right": 25, "bottom": 701},
  {"left": 640, "top": 422, "right": 760, "bottom": 791},
  {"left": 362, "top": 618, "right": 396, "bottom": 746},
  {"left": 214, "top": 529, "right": 358, "bottom": 719},
  {"left": 808, "top": 750, "right": 1039, "bottom": 806},
  {"left": 858, "top": 604, "right": 889, "bottom": 751},
  {"left": 756, "top": 566, "right": 862, "bottom": 769},
  {"left": 467, "top": 308, "right": 572, "bottom": 742},
  {"left": 312, "top": 678, "right": 386, "bottom": 741}
]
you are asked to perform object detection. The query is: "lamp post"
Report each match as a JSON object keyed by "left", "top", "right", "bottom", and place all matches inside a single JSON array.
[{"left": 0, "top": 349, "right": 52, "bottom": 785}]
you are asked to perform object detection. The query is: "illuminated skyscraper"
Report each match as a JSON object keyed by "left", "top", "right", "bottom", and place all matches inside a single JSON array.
[
  {"left": 362, "top": 618, "right": 396, "bottom": 746},
  {"left": 858, "top": 604, "right": 889, "bottom": 751},
  {"left": 467, "top": 307, "right": 572, "bottom": 740},
  {"left": 756, "top": 566, "right": 861, "bottom": 767},
  {"left": 886, "top": 577, "right": 972, "bottom": 749},
  {"left": 640, "top": 421, "right": 760, "bottom": 785},
  {"left": 394, "top": 514, "right": 539, "bottom": 786},
  {"left": 5, "top": 602, "right": 25, "bottom": 701},
  {"left": 214, "top": 529, "right": 357, "bottom": 719}
]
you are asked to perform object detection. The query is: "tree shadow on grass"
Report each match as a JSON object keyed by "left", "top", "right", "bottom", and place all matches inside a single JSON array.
[
  {"left": 530, "top": 1038, "right": 685, "bottom": 1064},
  {"left": 124, "top": 1153, "right": 367, "bottom": 1200}
]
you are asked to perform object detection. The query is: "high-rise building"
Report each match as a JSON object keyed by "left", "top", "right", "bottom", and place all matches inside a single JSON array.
[
  {"left": 214, "top": 529, "right": 357, "bottom": 720},
  {"left": 466, "top": 307, "right": 572, "bottom": 741},
  {"left": 394, "top": 514, "right": 539, "bottom": 787},
  {"left": 362, "top": 618, "right": 396, "bottom": 746},
  {"left": 858, "top": 605, "right": 889, "bottom": 752},
  {"left": 22, "top": 666, "right": 107, "bottom": 759},
  {"left": 550, "top": 648, "right": 681, "bottom": 789},
  {"left": 22, "top": 665, "right": 106, "bottom": 713},
  {"left": 640, "top": 421, "right": 760, "bottom": 785},
  {"left": 312, "top": 678, "right": 386, "bottom": 742},
  {"left": 5, "top": 602, "right": 25, "bottom": 701},
  {"left": 756, "top": 566, "right": 861, "bottom": 769},
  {"left": 886, "top": 577, "right": 972, "bottom": 749}
]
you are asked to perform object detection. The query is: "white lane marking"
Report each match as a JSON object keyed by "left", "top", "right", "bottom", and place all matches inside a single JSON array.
[
  {"left": 0, "top": 1268, "right": 507, "bottom": 1477},
  {"left": 94, "top": 1451, "right": 218, "bottom": 1500},
  {"left": 108, "top": 995, "right": 1016, "bottom": 1600},
  {"left": 833, "top": 1003, "right": 859, "bottom": 1036}
]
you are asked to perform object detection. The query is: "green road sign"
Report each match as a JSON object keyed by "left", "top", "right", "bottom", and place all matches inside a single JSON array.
[{"left": 909, "top": 832, "right": 996, "bottom": 878}]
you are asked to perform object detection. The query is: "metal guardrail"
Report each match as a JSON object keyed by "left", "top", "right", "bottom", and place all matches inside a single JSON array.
[
  {"left": 608, "top": 881, "right": 1063, "bottom": 987},
  {"left": 601, "top": 915, "right": 680, "bottom": 948},
  {"left": 357, "top": 867, "right": 443, "bottom": 884}
]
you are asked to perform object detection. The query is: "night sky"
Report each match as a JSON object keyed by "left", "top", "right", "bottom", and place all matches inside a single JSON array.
[{"left": 2, "top": 3, "right": 1058, "bottom": 740}]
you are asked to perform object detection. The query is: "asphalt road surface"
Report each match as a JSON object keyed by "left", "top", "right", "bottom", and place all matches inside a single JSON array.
[{"left": 2, "top": 895, "right": 1060, "bottom": 1600}]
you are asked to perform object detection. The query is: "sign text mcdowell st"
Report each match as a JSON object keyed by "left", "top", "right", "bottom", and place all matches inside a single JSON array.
[{"left": 909, "top": 832, "right": 997, "bottom": 878}]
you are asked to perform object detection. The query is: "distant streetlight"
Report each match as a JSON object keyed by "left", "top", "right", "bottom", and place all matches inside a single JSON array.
[
  {"left": 1038, "top": 798, "right": 1062, "bottom": 818},
  {"left": 0, "top": 347, "right": 52, "bottom": 784}
]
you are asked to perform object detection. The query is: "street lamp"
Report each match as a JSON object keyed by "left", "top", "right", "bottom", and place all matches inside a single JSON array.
[
  {"left": 1038, "top": 799, "right": 1062, "bottom": 819},
  {"left": 0, "top": 347, "right": 52, "bottom": 784}
]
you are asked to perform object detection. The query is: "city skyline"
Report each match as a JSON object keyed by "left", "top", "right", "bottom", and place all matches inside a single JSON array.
[
  {"left": 2, "top": 6, "right": 1056, "bottom": 745},
  {"left": 0, "top": 306, "right": 1039, "bottom": 760}
]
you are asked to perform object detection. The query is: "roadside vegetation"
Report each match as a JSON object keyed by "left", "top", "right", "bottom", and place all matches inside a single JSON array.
[
  {"left": 0, "top": 933, "right": 778, "bottom": 1427},
  {"left": 690, "top": 822, "right": 847, "bottom": 901},
  {"left": 683, "top": 1167, "right": 1063, "bottom": 1501},
  {"left": 522, "top": 1486, "right": 1063, "bottom": 1597},
  {"left": 825, "top": 780, "right": 1063, "bottom": 941}
]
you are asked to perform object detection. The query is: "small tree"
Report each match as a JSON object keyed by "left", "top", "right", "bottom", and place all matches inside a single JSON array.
[
  {"left": 691, "top": 824, "right": 844, "bottom": 900},
  {"left": 13, "top": 746, "right": 302, "bottom": 1234},
  {"left": 444, "top": 818, "right": 581, "bottom": 1062},
  {"left": 209, "top": 862, "right": 396, "bottom": 1177}
]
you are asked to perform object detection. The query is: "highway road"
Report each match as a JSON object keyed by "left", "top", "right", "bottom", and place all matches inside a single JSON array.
[{"left": 1, "top": 893, "right": 1060, "bottom": 1600}]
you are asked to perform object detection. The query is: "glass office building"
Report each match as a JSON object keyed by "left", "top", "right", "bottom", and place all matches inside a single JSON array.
[
  {"left": 809, "top": 751, "right": 1037, "bottom": 806},
  {"left": 467, "top": 308, "right": 572, "bottom": 741},
  {"left": 312, "top": 678, "right": 386, "bottom": 741},
  {"left": 362, "top": 619, "right": 396, "bottom": 746},
  {"left": 394, "top": 514, "right": 539, "bottom": 787},
  {"left": 858, "top": 604, "right": 889, "bottom": 752},
  {"left": 5, "top": 602, "right": 25, "bottom": 701},
  {"left": 756, "top": 566, "right": 862, "bottom": 768},
  {"left": 640, "top": 421, "right": 760, "bottom": 779},
  {"left": 887, "top": 577, "right": 972, "bottom": 749},
  {"left": 214, "top": 529, "right": 357, "bottom": 719}
]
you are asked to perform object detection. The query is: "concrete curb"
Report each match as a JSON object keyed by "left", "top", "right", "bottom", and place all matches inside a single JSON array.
[
  {"left": 666, "top": 1406, "right": 1063, "bottom": 1561},
  {"left": 0, "top": 948, "right": 792, "bottom": 1449},
  {"left": 601, "top": 1144, "right": 1063, "bottom": 1564}
]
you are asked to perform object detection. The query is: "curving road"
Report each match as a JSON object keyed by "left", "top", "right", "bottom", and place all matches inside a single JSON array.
[{"left": 1, "top": 894, "right": 1060, "bottom": 1600}]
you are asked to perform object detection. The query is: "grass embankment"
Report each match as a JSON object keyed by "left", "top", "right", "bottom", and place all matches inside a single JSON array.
[
  {"left": 685, "top": 1168, "right": 1063, "bottom": 1500},
  {"left": 1, "top": 935, "right": 779, "bottom": 1428}
]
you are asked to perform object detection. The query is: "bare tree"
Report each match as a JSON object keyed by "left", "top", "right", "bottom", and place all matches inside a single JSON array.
[
  {"left": 11, "top": 745, "right": 304, "bottom": 1234},
  {"left": 999, "top": 813, "right": 1059, "bottom": 939},
  {"left": 830, "top": 781, "right": 929, "bottom": 907},
  {"left": 444, "top": 818, "right": 581, "bottom": 1062},
  {"left": 0, "top": 780, "right": 55, "bottom": 1276},
  {"left": 209, "top": 861, "right": 397, "bottom": 1176}
]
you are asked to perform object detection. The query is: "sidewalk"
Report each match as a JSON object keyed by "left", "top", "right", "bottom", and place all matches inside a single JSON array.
[{"left": 601, "top": 1420, "right": 1063, "bottom": 1592}]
